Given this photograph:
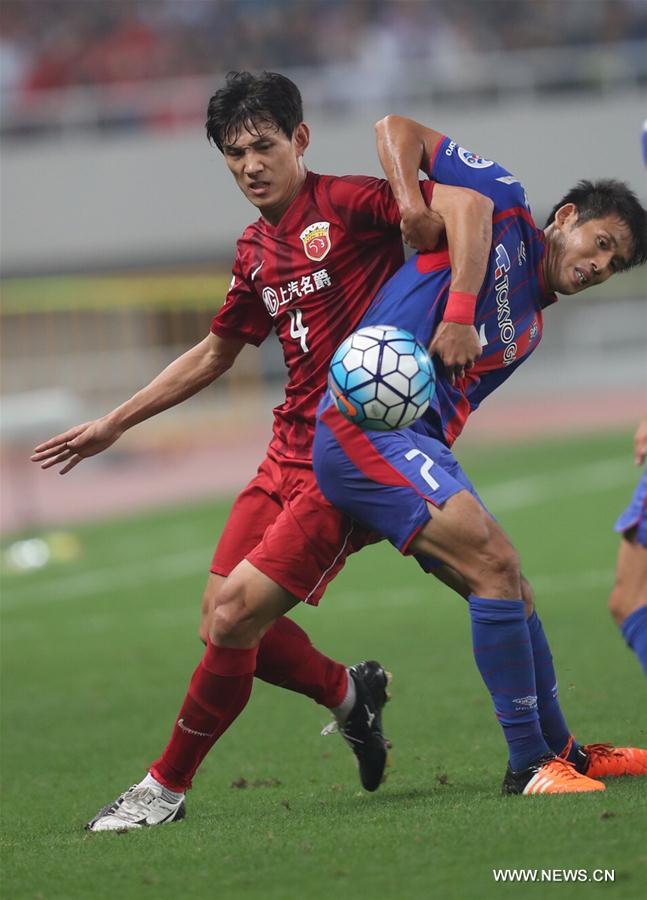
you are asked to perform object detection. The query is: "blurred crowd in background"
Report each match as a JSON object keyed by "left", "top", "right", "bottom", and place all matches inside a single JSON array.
[
  {"left": 2, "top": 0, "right": 647, "bottom": 137},
  {"left": 1, "top": 0, "right": 643, "bottom": 92},
  {"left": 3, "top": 0, "right": 647, "bottom": 93}
]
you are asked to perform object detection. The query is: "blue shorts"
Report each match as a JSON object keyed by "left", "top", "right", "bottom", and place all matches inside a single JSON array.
[
  {"left": 614, "top": 471, "right": 647, "bottom": 547},
  {"left": 313, "top": 405, "right": 488, "bottom": 572}
]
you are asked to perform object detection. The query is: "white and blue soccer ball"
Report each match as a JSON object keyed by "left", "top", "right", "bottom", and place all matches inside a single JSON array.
[{"left": 328, "top": 325, "right": 435, "bottom": 431}]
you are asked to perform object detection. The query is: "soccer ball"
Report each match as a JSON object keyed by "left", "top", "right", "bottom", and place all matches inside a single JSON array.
[{"left": 328, "top": 325, "right": 435, "bottom": 431}]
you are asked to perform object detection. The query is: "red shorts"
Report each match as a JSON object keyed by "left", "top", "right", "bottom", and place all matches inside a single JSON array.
[{"left": 211, "top": 455, "right": 373, "bottom": 605}]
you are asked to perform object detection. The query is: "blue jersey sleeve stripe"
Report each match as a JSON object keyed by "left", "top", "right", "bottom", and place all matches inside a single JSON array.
[
  {"left": 493, "top": 206, "right": 537, "bottom": 227},
  {"left": 425, "top": 135, "right": 449, "bottom": 178}
]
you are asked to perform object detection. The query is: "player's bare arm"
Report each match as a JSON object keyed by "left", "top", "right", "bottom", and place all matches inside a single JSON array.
[
  {"left": 31, "top": 332, "right": 245, "bottom": 474},
  {"left": 376, "top": 115, "right": 492, "bottom": 382},
  {"left": 375, "top": 114, "right": 446, "bottom": 251},
  {"left": 425, "top": 183, "right": 492, "bottom": 381}
]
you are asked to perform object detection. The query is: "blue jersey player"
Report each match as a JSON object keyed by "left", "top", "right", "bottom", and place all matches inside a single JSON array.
[
  {"left": 314, "top": 116, "right": 647, "bottom": 794},
  {"left": 606, "top": 126, "right": 647, "bottom": 679},
  {"left": 608, "top": 419, "right": 647, "bottom": 678}
]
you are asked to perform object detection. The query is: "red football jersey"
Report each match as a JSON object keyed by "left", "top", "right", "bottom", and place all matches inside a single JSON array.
[{"left": 211, "top": 171, "right": 435, "bottom": 464}]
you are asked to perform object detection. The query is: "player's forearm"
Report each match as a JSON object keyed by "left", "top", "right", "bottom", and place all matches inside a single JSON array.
[
  {"left": 445, "top": 190, "right": 492, "bottom": 291},
  {"left": 427, "top": 184, "right": 490, "bottom": 373},
  {"left": 375, "top": 115, "right": 444, "bottom": 214},
  {"left": 437, "top": 187, "right": 493, "bottom": 323},
  {"left": 105, "top": 334, "right": 239, "bottom": 433}
]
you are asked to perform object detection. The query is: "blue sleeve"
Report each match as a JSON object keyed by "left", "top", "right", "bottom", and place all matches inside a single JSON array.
[{"left": 428, "top": 136, "right": 532, "bottom": 217}]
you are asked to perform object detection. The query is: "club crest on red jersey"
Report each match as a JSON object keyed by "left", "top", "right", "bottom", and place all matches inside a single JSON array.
[{"left": 300, "top": 221, "right": 331, "bottom": 261}]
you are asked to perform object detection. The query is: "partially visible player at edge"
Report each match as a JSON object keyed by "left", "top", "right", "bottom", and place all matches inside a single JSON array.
[
  {"left": 31, "top": 72, "right": 491, "bottom": 829},
  {"left": 608, "top": 122, "right": 647, "bottom": 677},
  {"left": 609, "top": 417, "right": 647, "bottom": 677},
  {"left": 314, "top": 114, "right": 647, "bottom": 795}
]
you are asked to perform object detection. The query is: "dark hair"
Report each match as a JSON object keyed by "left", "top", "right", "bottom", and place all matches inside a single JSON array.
[
  {"left": 206, "top": 71, "right": 303, "bottom": 152},
  {"left": 545, "top": 179, "right": 647, "bottom": 269}
]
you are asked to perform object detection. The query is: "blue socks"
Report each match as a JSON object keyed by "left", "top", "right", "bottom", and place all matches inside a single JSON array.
[
  {"left": 621, "top": 605, "right": 647, "bottom": 677},
  {"left": 526, "top": 610, "right": 577, "bottom": 758},
  {"left": 469, "top": 596, "right": 551, "bottom": 771}
]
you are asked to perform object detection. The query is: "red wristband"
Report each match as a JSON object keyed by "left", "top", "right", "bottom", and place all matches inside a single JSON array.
[{"left": 443, "top": 291, "right": 477, "bottom": 325}]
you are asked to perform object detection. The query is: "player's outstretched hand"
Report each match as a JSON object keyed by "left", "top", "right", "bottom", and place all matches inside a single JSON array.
[
  {"left": 399, "top": 207, "right": 443, "bottom": 252},
  {"left": 31, "top": 418, "right": 123, "bottom": 475},
  {"left": 429, "top": 322, "right": 483, "bottom": 385},
  {"left": 634, "top": 416, "right": 647, "bottom": 466}
]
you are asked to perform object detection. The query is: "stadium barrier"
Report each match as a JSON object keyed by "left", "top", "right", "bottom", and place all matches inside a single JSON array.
[{"left": 0, "top": 269, "right": 274, "bottom": 448}]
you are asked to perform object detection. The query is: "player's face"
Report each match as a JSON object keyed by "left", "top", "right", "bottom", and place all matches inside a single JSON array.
[
  {"left": 222, "top": 120, "right": 310, "bottom": 223},
  {"left": 548, "top": 204, "right": 633, "bottom": 295}
]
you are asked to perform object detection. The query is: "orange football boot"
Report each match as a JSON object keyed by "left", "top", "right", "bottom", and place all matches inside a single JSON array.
[
  {"left": 502, "top": 754, "right": 605, "bottom": 794},
  {"left": 561, "top": 737, "right": 647, "bottom": 778}
]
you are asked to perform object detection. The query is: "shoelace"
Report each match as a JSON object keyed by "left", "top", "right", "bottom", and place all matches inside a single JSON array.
[
  {"left": 560, "top": 735, "right": 575, "bottom": 758},
  {"left": 582, "top": 743, "right": 619, "bottom": 762},
  {"left": 321, "top": 720, "right": 339, "bottom": 737},
  {"left": 116, "top": 786, "right": 159, "bottom": 822},
  {"left": 543, "top": 757, "right": 582, "bottom": 781},
  {"left": 320, "top": 719, "right": 363, "bottom": 745}
]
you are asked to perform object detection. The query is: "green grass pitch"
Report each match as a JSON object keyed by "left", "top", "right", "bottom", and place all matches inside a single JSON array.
[{"left": 2, "top": 430, "right": 646, "bottom": 899}]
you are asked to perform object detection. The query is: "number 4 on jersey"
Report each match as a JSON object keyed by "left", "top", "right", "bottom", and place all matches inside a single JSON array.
[{"left": 288, "top": 308, "right": 310, "bottom": 353}]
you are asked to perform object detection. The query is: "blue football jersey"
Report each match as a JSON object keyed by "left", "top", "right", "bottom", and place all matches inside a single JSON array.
[{"left": 357, "top": 135, "right": 557, "bottom": 445}]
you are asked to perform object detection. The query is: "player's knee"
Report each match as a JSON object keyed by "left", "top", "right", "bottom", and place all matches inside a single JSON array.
[
  {"left": 210, "top": 583, "right": 263, "bottom": 645},
  {"left": 474, "top": 522, "right": 520, "bottom": 586},
  {"left": 608, "top": 582, "right": 628, "bottom": 625},
  {"left": 199, "top": 573, "right": 227, "bottom": 643},
  {"left": 521, "top": 576, "right": 535, "bottom": 616},
  {"left": 443, "top": 506, "right": 520, "bottom": 595},
  {"left": 607, "top": 535, "right": 647, "bottom": 624},
  {"left": 211, "top": 600, "right": 248, "bottom": 642},
  {"left": 197, "top": 615, "right": 209, "bottom": 645},
  {"left": 198, "top": 584, "right": 215, "bottom": 643}
]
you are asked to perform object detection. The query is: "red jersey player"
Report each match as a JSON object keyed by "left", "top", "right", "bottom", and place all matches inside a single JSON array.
[{"left": 31, "top": 72, "right": 491, "bottom": 831}]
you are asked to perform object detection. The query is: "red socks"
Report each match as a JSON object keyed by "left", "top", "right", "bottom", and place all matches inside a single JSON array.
[
  {"left": 255, "top": 616, "right": 348, "bottom": 709},
  {"left": 151, "top": 619, "right": 349, "bottom": 792},
  {"left": 151, "top": 641, "right": 257, "bottom": 792}
]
